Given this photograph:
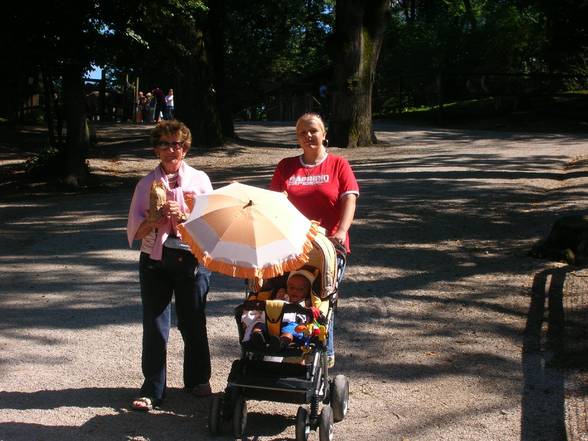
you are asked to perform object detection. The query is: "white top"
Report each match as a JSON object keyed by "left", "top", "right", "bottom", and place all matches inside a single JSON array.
[{"left": 165, "top": 94, "right": 174, "bottom": 107}]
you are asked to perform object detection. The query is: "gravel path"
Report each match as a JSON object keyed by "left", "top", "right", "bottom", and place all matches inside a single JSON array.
[{"left": 0, "top": 121, "right": 587, "bottom": 441}]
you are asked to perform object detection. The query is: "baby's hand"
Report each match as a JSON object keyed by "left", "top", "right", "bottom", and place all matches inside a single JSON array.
[
  {"left": 311, "top": 307, "right": 321, "bottom": 320},
  {"left": 275, "top": 289, "right": 288, "bottom": 301}
]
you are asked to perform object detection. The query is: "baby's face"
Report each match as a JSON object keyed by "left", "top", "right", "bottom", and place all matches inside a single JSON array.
[{"left": 287, "top": 275, "right": 310, "bottom": 303}]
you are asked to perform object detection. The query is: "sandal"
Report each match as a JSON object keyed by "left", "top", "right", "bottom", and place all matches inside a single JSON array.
[{"left": 131, "top": 397, "right": 154, "bottom": 411}]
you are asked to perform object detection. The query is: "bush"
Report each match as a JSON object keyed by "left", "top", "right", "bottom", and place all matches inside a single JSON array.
[{"left": 24, "top": 145, "right": 67, "bottom": 178}]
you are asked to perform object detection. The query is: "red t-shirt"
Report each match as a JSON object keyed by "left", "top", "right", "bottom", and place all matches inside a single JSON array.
[{"left": 270, "top": 153, "right": 359, "bottom": 252}]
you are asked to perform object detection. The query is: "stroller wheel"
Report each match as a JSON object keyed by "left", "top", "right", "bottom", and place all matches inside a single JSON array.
[
  {"left": 208, "top": 394, "right": 222, "bottom": 436},
  {"left": 232, "top": 395, "right": 247, "bottom": 439},
  {"left": 331, "top": 374, "right": 349, "bottom": 422},
  {"left": 295, "top": 406, "right": 310, "bottom": 441},
  {"left": 319, "top": 405, "right": 334, "bottom": 441}
]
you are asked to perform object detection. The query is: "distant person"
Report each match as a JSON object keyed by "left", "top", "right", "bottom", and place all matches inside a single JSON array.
[
  {"left": 137, "top": 91, "right": 147, "bottom": 123},
  {"left": 164, "top": 89, "right": 175, "bottom": 120},
  {"left": 270, "top": 112, "right": 359, "bottom": 368},
  {"left": 126, "top": 119, "right": 214, "bottom": 411},
  {"left": 144, "top": 92, "right": 155, "bottom": 123},
  {"left": 152, "top": 87, "right": 165, "bottom": 122}
]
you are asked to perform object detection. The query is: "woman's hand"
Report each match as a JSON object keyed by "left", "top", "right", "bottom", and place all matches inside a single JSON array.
[
  {"left": 331, "top": 229, "right": 346, "bottom": 245},
  {"left": 331, "top": 193, "right": 357, "bottom": 248},
  {"left": 183, "top": 191, "right": 195, "bottom": 212},
  {"left": 161, "top": 200, "right": 186, "bottom": 222}
]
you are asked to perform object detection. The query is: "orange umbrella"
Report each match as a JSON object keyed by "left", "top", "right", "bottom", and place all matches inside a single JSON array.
[{"left": 178, "top": 182, "right": 319, "bottom": 279}]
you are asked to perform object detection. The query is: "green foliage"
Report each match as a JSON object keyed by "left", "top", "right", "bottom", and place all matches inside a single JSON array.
[
  {"left": 98, "top": 0, "right": 209, "bottom": 83},
  {"left": 383, "top": 0, "right": 547, "bottom": 74},
  {"left": 375, "top": 0, "right": 588, "bottom": 117},
  {"left": 478, "top": 3, "right": 547, "bottom": 72},
  {"left": 3, "top": 0, "right": 586, "bottom": 128},
  {"left": 223, "top": 0, "right": 334, "bottom": 113}
]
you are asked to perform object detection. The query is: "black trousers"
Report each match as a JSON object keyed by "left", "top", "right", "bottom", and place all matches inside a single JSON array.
[{"left": 138, "top": 248, "right": 211, "bottom": 401}]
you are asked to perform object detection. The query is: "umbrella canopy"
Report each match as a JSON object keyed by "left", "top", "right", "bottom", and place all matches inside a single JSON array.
[{"left": 178, "top": 182, "right": 319, "bottom": 279}]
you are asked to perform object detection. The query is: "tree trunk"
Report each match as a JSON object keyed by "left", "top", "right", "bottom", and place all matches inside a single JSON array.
[
  {"left": 62, "top": 61, "right": 90, "bottom": 186},
  {"left": 41, "top": 67, "right": 57, "bottom": 148},
  {"left": 208, "top": 0, "right": 234, "bottom": 138},
  {"left": 328, "top": 0, "right": 390, "bottom": 148},
  {"left": 175, "top": 29, "right": 223, "bottom": 148},
  {"left": 462, "top": 0, "right": 477, "bottom": 30}
]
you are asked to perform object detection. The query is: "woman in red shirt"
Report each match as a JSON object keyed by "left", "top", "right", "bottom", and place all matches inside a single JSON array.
[{"left": 270, "top": 113, "right": 359, "bottom": 367}]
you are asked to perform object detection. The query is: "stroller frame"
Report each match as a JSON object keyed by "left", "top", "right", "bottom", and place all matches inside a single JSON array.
[{"left": 208, "top": 234, "right": 349, "bottom": 441}]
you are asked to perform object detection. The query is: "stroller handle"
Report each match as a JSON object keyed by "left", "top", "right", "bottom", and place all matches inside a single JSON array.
[{"left": 329, "top": 237, "right": 348, "bottom": 259}]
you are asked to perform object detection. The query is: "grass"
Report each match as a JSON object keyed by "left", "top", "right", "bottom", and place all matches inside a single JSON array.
[{"left": 375, "top": 93, "right": 588, "bottom": 132}]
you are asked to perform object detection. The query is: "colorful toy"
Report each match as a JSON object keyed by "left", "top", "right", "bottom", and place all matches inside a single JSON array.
[{"left": 295, "top": 320, "right": 328, "bottom": 354}]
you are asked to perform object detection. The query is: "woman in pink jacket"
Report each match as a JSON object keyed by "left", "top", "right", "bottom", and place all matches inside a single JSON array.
[{"left": 127, "top": 119, "right": 213, "bottom": 411}]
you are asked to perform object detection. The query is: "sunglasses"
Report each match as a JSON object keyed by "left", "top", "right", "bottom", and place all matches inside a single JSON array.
[{"left": 156, "top": 141, "right": 185, "bottom": 151}]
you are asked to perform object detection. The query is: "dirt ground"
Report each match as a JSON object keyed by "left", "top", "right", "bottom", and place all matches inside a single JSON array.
[{"left": 0, "top": 120, "right": 587, "bottom": 441}]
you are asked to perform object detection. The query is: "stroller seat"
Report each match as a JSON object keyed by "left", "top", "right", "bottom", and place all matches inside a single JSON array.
[
  {"left": 210, "top": 231, "right": 350, "bottom": 440},
  {"left": 249, "top": 230, "right": 339, "bottom": 299},
  {"left": 237, "top": 233, "right": 338, "bottom": 357}
]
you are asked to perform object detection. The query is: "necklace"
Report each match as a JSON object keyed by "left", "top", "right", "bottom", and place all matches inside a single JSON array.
[
  {"left": 166, "top": 172, "right": 179, "bottom": 188},
  {"left": 301, "top": 150, "right": 327, "bottom": 166},
  {"left": 300, "top": 153, "right": 326, "bottom": 178}
]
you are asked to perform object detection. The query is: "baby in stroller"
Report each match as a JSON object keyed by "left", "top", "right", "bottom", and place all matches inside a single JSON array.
[
  {"left": 246, "top": 268, "right": 325, "bottom": 352},
  {"left": 210, "top": 232, "right": 349, "bottom": 440}
]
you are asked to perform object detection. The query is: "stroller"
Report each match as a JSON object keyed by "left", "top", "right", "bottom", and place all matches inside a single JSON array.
[{"left": 208, "top": 231, "right": 350, "bottom": 440}]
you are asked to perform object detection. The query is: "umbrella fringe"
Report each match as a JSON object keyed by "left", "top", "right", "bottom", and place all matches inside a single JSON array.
[{"left": 177, "top": 221, "right": 320, "bottom": 279}]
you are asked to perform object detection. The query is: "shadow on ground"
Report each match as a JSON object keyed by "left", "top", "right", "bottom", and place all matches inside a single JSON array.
[{"left": 1, "top": 121, "right": 587, "bottom": 440}]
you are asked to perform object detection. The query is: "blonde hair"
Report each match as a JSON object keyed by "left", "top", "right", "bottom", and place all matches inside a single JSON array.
[
  {"left": 151, "top": 119, "right": 192, "bottom": 152},
  {"left": 295, "top": 112, "right": 326, "bottom": 133}
]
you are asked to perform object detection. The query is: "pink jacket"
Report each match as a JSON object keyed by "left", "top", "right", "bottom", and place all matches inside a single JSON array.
[{"left": 127, "top": 162, "right": 213, "bottom": 260}]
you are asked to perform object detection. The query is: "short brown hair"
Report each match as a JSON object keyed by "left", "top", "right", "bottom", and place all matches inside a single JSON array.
[{"left": 151, "top": 119, "right": 192, "bottom": 152}]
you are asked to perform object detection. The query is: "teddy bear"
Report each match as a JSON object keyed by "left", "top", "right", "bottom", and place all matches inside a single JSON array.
[{"left": 147, "top": 180, "right": 167, "bottom": 223}]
